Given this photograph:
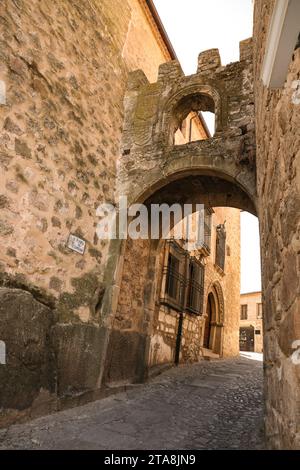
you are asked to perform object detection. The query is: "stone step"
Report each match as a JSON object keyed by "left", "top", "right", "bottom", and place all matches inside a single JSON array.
[
  {"left": 148, "top": 363, "right": 174, "bottom": 379},
  {"left": 201, "top": 348, "right": 220, "bottom": 360}
]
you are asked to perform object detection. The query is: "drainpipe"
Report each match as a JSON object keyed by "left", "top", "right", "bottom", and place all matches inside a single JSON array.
[
  {"left": 175, "top": 250, "right": 189, "bottom": 365},
  {"left": 175, "top": 312, "right": 184, "bottom": 365}
]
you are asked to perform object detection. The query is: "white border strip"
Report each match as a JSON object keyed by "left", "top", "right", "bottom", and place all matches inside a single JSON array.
[{"left": 261, "top": 0, "right": 300, "bottom": 88}]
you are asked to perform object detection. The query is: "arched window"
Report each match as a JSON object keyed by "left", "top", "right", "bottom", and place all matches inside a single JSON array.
[{"left": 172, "top": 92, "right": 216, "bottom": 145}]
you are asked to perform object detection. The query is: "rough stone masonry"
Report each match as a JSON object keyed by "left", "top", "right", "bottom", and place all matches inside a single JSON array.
[{"left": 0, "top": 0, "right": 299, "bottom": 450}]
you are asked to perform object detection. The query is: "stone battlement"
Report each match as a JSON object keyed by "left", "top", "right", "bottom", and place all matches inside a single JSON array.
[{"left": 120, "top": 38, "right": 256, "bottom": 211}]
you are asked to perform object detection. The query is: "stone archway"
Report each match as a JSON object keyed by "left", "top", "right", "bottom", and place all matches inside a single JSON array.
[
  {"left": 101, "top": 171, "right": 254, "bottom": 384},
  {"left": 101, "top": 41, "right": 256, "bottom": 384}
]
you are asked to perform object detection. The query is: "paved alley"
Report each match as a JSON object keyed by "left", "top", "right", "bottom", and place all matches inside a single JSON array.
[{"left": 0, "top": 354, "right": 265, "bottom": 450}]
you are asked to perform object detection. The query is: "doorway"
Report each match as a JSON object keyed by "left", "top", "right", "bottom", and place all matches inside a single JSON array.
[
  {"left": 203, "top": 293, "right": 214, "bottom": 349},
  {"left": 239, "top": 326, "right": 255, "bottom": 352}
]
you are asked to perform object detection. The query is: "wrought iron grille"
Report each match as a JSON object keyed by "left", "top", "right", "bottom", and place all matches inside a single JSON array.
[
  {"left": 160, "top": 241, "right": 205, "bottom": 315},
  {"left": 161, "top": 260, "right": 186, "bottom": 312}
]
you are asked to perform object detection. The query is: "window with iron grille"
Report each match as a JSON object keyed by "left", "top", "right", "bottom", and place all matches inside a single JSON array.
[
  {"left": 165, "top": 254, "right": 180, "bottom": 299},
  {"left": 257, "top": 303, "right": 263, "bottom": 319},
  {"left": 161, "top": 250, "right": 186, "bottom": 312},
  {"left": 186, "top": 259, "right": 204, "bottom": 315},
  {"left": 241, "top": 304, "right": 248, "bottom": 320},
  {"left": 215, "top": 224, "right": 226, "bottom": 270}
]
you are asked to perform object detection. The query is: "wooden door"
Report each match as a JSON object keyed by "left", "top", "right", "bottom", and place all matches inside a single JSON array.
[{"left": 239, "top": 326, "right": 255, "bottom": 352}]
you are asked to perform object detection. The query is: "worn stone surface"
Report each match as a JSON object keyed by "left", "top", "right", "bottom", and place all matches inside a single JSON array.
[
  {"left": 0, "top": 0, "right": 298, "bottom": 451},
  {"left": 253, "top": 0, "right": 300, "bottom": 450},
  {"left": 0, "top": 0, "right": 168, "bottom": 320},
  {"left": 0, "top": 288, "right": 55, "bottom": 424},
  {"left": 104, "top": 330, "right": 147, "bottom": 384},
  {"left": 0, "top": 355, "right": 264, "bottom": 450},
  {"left": 52, "top": 323, "right": 107, "bottom": 397},
  {"left": 0, "top": 0, "right": 174, "bottom": 424}
]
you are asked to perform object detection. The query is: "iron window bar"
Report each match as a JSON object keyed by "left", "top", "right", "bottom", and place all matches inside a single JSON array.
[
  {"left": 186, "top": 259, "right": 205, "bottom": 315},
  {"left": 161, "top": 265, "right": 187, "bottom": 312}
]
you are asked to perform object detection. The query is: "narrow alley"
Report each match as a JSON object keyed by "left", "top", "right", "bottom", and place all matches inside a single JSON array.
[{"left": 0, "top": 355, "right": 264, "bottom": 450}]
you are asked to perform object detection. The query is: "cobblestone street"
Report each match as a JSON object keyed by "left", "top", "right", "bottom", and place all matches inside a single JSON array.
[{"left": 0, "top": 354, "right": 264, "bottom": 450}]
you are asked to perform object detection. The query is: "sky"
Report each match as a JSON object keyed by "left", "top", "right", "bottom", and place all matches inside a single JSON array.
[{"left": 153, "top": 0, "right": 261, "bottom": 293}]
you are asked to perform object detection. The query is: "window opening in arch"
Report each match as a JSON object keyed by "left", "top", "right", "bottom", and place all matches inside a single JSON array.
[{"left": 173, "top": 93, "right": 216, "bottom": 145}]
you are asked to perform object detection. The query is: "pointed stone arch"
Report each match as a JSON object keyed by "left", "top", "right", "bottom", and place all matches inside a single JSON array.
[
  {"left": 203, "top": 281, "right": 225, "bottom": 356},
  {"left": 211, "top": 280, "right": 225, "bottom": 324}
]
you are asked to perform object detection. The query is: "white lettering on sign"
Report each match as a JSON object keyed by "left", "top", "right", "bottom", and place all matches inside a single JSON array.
[
  {"left": 0, "top": 81, "right": 6, "bottom": 105},
  {"left": 67, "top": 234, "right": 86, "bottom": 255}
]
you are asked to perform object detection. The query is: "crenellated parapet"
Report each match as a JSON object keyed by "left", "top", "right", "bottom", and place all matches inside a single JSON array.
[{"left": 119, "top": 38, "right": 256, "bottom": 207}]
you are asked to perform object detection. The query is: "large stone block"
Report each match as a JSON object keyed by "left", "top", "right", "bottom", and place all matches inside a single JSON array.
[
  {"left": 51, "top": 323, "right": 107, "bottom": 397},
  {"left": 104, "top": 329, "right": 147, "bottom": 384},
  {"left": 197, "top": 48, "right": 221, "bottom": 73},
  {"left": 0, "top": 288, "right": 55, "bottom": 411}
]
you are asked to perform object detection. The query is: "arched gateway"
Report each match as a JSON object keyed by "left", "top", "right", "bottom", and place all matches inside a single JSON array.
[{"left": 102, "top": 40, "right": 256, "bottom": 383}]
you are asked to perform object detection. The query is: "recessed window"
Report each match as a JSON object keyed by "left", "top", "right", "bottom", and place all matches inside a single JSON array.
[
  {"left": 241, "top": 304, "right": 248, "bottom": 320},
  {"left": 204, "top": 209, "right": 212, "bottom": 252},
  {"left": 215, "top": 224, "right": 226, "bottom": 271},
  {"left": 257, "top": 303, "right": 263, "bottom": 319}
]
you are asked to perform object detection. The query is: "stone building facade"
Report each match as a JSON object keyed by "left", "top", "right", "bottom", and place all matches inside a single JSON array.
[
  {"left": 240, "top": 291, "right": 263, "bottom": 353},
  {"left": 253, "top": 0, "right": 300, "bottom": 450},
  {"left": 0, "top": 0, "right": 299, "bottom": 451}
]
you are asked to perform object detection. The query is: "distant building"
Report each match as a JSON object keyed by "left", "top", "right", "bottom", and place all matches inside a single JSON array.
[{"left": 239, "top": 292, "right": 263, "bottom": 353}]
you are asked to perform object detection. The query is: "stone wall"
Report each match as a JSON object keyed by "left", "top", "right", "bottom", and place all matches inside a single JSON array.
[
  {"left": 0, "top": 0, "right": 243, "bottom": 427},
  {"left": 0, "top": 0, "right": 171, "bottom": 424},
  {"left": 253, "top": 0, "right": 300, "bottom": 449}
]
